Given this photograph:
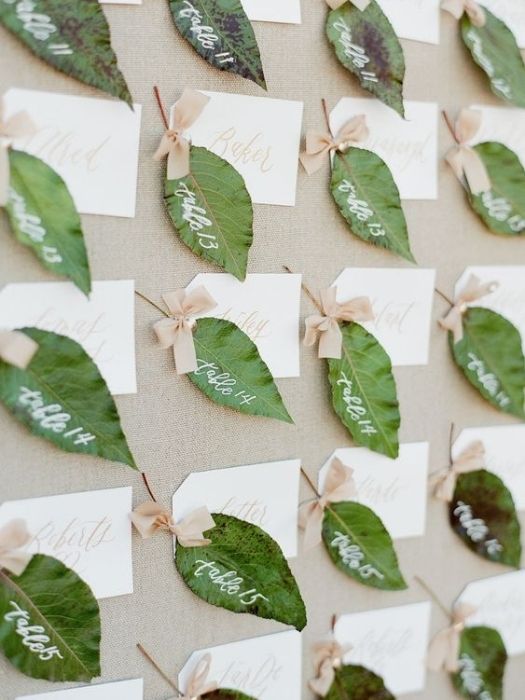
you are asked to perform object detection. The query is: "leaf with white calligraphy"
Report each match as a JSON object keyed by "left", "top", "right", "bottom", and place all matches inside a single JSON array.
[
  {"left": 325, "top": 664, "right": 395, "bottom": 699},
  {"left": 0, "top": 0, "right": 132, "bottom": 105},
  {"left": 0, "top": 553, "right": 101, "bottom": 681},
  {"left": 175, "top": 514, "right": 307, "bottom": 631},
  {"left": 325, "top": 1, "right": 405, "bottom": 117},
  {"left": 4, "top": 150, "right": 91, "bottom": 295},
  {"left": 452, "top": 626, "right": 507, "bottom": 700},
  {"left": 202, "top": 692, "right": 255, "bottom": 700},
  {"left": 0, "top": 328, "right": 136, "bottom": 469}
]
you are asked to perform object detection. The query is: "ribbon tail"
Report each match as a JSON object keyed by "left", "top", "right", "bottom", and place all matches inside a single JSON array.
[
  {"left": 427, "top": 629, "right": 450, "bottom": 671},
  {"left": 0, "top": 144, "right": 10, "bottom": 207},
  {"left": 0, "top": 551, "right": 33, "bottom": 577},
  {"left": 173, "top": 327, "right": 198, "bottom": 375},
  {"left": 318, "top": 323, "right": 343, "bottom": 359},
  {"left": 309, "top": 669, "right": 334, "bottom": 697},
  {"left": 445, "top": 631, "right": 461, "bottom": 672},
  {"left": 462, "top": 148, "right": 491, "bottom": 195},
  {"left": 441, "top": 0, "right": 464, "bottom": 20},
  {"left": 300, "top": 150, "right": 329, "bottom": 175},
  {"left": 302, "top": 505, "right": 325, "bottom": 551},
  {"left": 167, "top": 139, "right": 191, "bottom": 180}
]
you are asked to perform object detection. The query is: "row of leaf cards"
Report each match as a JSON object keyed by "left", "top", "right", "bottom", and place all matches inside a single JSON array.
[{"left": 17, "top": 679, "right": 144, "bottom": 700}]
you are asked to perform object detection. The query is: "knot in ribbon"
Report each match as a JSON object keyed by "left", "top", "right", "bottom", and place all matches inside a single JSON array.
[
  {"left": 325, "top": 0, "right": 371, "bottom": 11},
  {"left": 445, "top": 109, "right": 491, "bottom": 195},
  {"left": 0, "top": 330, "right": 38, "bottom": 369},
  {"left": 0, "top": 519, "right": 33, "bottom": 576},
  {"left": 182, "top": 654, "right": 218, "bottom": 700},
  {"left": 427, "top": 604, "right": 477, "bottom": 672},
  {"left": 309, "top": 640, "right": 351, "bottom": 696},
  {"left": 300, "top": 115, "right": 369, "bottom": 175},
  {"left": 131, "top": 502, "right": 215, "bottom": 548},
  {"left": 432, "top": 441, "right": 485, "bottom": 502},
  {"left": 439, "top": 274, "right": 498, "bottom": 343},
  {"left": 442, "top": 0, "right": 486, "bottom": 26},
  {"left": 0, "top": 97, "right": 37, "bottom": 207},
  {"left": 304, "top": 287, "right": 374, "bottom": 359}
]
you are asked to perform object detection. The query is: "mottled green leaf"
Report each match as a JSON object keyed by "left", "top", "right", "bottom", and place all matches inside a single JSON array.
[
  {"left": 327, "top": 322, "right": 400, "bottom": 458},
  {"left": 4, "top": 149, "right": 91, "bottom": 295},
  {"left": 331, "top": 147, "right": 414, "bottom": 262},
  {"left": 452, "top": 626, "right": 507, "bottom": 700},
  {"left": 450, "top": 307, "right": 525, "bottom": 419},
  {"left": 326, "top": 664, "right": 395, "bottom": 700},
  {"left": 0, "top": 328, "right": 136, "bottom": 469},
  {"left": 0, "top": 554, "right": 101, "bottom": 682},
  {"left": 164, "top": 146, "right": 253, "bottom": 280},
  {"left": 204, "top": 691, "right": 256, "bottom": 700},
  {"left": 175, "top": 514, "right": 307, "bottom": 631},
  {"left": 0, "top": 0, "right": 132, "bottom": 105},
  {"left": 168, "top": 0, "right": 266, "bottom": 89},
  {"left": 326, "top": 1, "right": 405, "bottom": 116}
]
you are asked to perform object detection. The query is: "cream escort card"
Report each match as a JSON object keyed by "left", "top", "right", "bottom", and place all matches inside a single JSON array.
[
  {"left": 186, "top": 273, "right": 302, "bottom": 378},
  {"left": 334, "top": 602, "right": 432, "bottom": 695},
  {"left": 179, "top": 631, "right": 302, "bottom": 699},
  {"left": 330, "top": 98, "right": 439, "bottom": 200},
  {"left": 319, "top": 443, "right": 429, "bottom": 539},
  {"left": 172, "top": 459, "right": 300, "bottom": 558},
  {"left": 377, "top": 0, "right": 440, "bottom": 45},
  {"left": 2, "top": 88, "right": 142, "bottom": 218},
  {"left": 470, "top": 105, "right": 525, "bottom": 169},
  {"left": 241, "top": 0, "right": 301, "bottom": 24},
  {"left": 17, "top": 679, "right": 144, "bottom": 700},
  {"left": 331, "top": 268, "right": 436, "bottom": 366},
  {"left": 479, "top": 1, "right": 525, "bottom": 48},
  {"left": 0, "top": 487, "right": 133, "bottom": 600},
  {"left": 183, "top": 91, "right": 304, "bottom": 206},
  {"left": 0, "top": 281, "right": 136, "bottom": 395}
]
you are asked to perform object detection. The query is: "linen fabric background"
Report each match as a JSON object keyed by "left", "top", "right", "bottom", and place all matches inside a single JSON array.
[{"left": 1, "top": 1, "right": 524, "bottom": 698}]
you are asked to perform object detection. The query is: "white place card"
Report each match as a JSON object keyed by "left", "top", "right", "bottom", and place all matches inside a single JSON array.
[
  {"left": 241, "top": 0, "right": 301, "bottom": 24},
  {"left": 319, "top": 443, "right": 429, "bottom": 539},
  {"left": 173, "top": 459, "right": 300, "bottom": 557},
  {"left": 377, "top": 0, "right": 440, "bottom": 44},
  {"left": 332, "top": 268, "right": 436, "bottom": 366},
  {"left": 179, "top": 631, "right": 302, "bottom": 700},
  {"left": 3, "top": 88, "right": 142, "bottom": 218},
  {"left": 334, "top": 602, "right": 432, "bottom": 695},
  {"left": 470, "top": 104, "right": 525, "bottom": 169},
  {"left": 330, "top": 98, "right": 439, "bottom": 200},
  {"left": 0, "top": 280, "right": 136, "bottom": 395},
  {"left": 186, "top": 273, "right": 302, "bottom": 378},
  {"left": 479, "top": 1, "right": 525, "bottom": 48},
  {"left": 17, "top": 679, "right": 143, "bottom": 700},
  {"left": 0, "top": 487, "right": 133, "bottom": 600}
]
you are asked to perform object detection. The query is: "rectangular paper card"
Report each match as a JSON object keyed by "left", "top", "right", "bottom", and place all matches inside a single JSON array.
[
  {"left": 330, "top": 98, "right": 438, "bottom": 199},
  {"left": 319, "top": 443, "right": 429, "bottom": 538},
  {"left": 377, "top": 0, "right": 440, "bottom": 44},
  {"left": 471, "top": 104, "right": 525, "bottom": 168},
  {"left": 173, "top": 459, "right": 300, "bottom": 557},
  {"left": 186, "top": 273, "right": 302, "bottom": 378},
  {"left": 332, "top": 268, "right": 436, "bottom": 366},
  {"left": 334, "top": 602, "right": 432, "bottom": 695},
  {"left": 241, "top": 0, "right": 301, "bottom": 23},
  {"left": 183, "top": 91, "right": 304, "bottom": 206},
  {"left": 17, "top": 679, "right": 144, "bottom": 700},
  {"left": 0, "top": 280, "right": 136, "bottom": 395},
  {"left": 3, "top": 88, "right": 142, "bottom": 218},
  {"left": 179, "top": 631, "right": 302, "bottom": 699},
  {"left": 478, "top": 1, "right": 525, "bottom": 48},
  {"left": 0, "top": 487, "right": 133, "bottom": 600}
]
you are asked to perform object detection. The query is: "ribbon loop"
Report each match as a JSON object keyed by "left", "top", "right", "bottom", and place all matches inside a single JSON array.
[
  {"left": 439, "top": 275, "right": 498, "bottom": 343},
  {"left": 182, "top": 654, "right": 218, "bottom": 699},
  {"left": 0, "top": 330, "right": 38, "bottom": 369},
  {"left": 445, "top": 109, "right": 491, "bottom": 195},
  {"left": 442, "top": 0, "right": 486, "bottom": 26},
  {"left": 427, "top": 604, "right": 477, "bottom": 672},
  {"left": 309, "top": 640, "right": 351, "bottom": 696},
  {"left": 0, "top": 519, "right": 33, "bottom": 576},
  {"left": 0, "top": 97, "right": 38, "bottom": 207},
  {"left": 131, "top": 502, "right": 215, "bottom": 547},
  {"left": 300, "top": 115, "right": 369, "bottom": 175},
  {"left": 432, "top": 441, "right": 485, "bottom": 502}
]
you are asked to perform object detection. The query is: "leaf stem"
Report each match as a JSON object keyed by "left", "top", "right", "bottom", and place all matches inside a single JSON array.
[
  {"left": 442, "top": 110, "right": 459, "bottom": 145},
  {"left": 283, "top": 266, "right": 323, "bottom": 313},
  {"left": 141, "top": 472, "right": 158, "bottom": 503},
  {"left": 321, "top": 98, "right": 333, "bottom": 137},
  {"left": 137, "top": 643, "right": 181, "bottom": 695},
  {"left": 414, "top": 576, "right": 452, "bottom": 621},
  {"left": 301, "top": 466, "right": 321, "bottom": 498},
  {"left": 449, "top": 423, "right": 456, "bottom": 463},
  {"left": 434, "top": 287, "right": 453, "bottom": 307},
  {"left": 331, "top": 613, "right": 338, "bottom": 632},
  {"left": 153, "top": 86, "right": 170, "bottom": 131},
  {"left": 135, "top": 290, "right": 170, "bottom": 317}
]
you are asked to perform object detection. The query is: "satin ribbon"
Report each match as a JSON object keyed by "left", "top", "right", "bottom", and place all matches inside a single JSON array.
[
  {"left": 299, "top": 458, "right": 357, "bottom": 550},
  {"left": 304, "top": 287, "right": 374, "bottom": 359},
  {"left": 131, "top": 502, "right": 215, "bottom": 548},
  {"left": 427, "top": 604, "right": 477, "bottom": 672},
  {"left": 445, "top": 109, "right": 491, "bottom": 195},
  {"left": 153, "top": 287, "right": 217, "bottom": 375},
  {"left": 325, "top": 0, "right": 371, "bottom": 10},
  {"left": 439, "top": 275, "right": 498, "bottom": 343},
  {"left": 0, "top": 98, "right": 37, "bottom": 207},
  {"left": 309, "top": 641, "right": 351, "bottom": 696},
  {"left": 432, "top": 441, "right": 485, "bottom": 502},
  {"left": 0, "top": 330, "right": 38, "bottom": 369},
  {"left": 0, "top": 519, "right": 33, "bottom": 576},
  {"left": 181, "top": 654, "right": 218, "bottom": 699},
  {"left": 442, "top": 0, "right": 486, "bottom": 26},
  {"left": 300, "top": 115, "right": 369, "bottom": 175},
  {"left": 153, "top": 89, "right": 210, "bottom": 180}
]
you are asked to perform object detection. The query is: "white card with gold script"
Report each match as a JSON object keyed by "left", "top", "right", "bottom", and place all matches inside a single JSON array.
[
  {"left": 469, "top": 105, "right": 525, "bottom": 169},
  {"left": 334, "top": 602, "right": 432, "bottom": 695},
  {"left": 17, "top": 680, "right": 143, "bottom": 700},
  {"left": 0, "top": 280, "right": 136, "bottom": 395},
  {"left": 477, "top": 1, "right": 525, "bottom": 48},
  {"left": 0, "top": 487, "right": 133, "bottom": 600},
  {"left": 172, "top": 459, "right": 300, "bottom": 557},
  {"left": 186, "top": 273, "right": 302, "bottom": 378},
  {"left": 330, "top": 99, "right": 438, "bottom": 199},
  {"left": 241, "top": 0, "right": 301, "bottom": 23},
  {"left": 331, "top": 268, "right": 436, "bottom": 366},
  {"left": 377, "top": 0, "right": 440, "bottom": 44},
  {"left": 179, "top": 631, "right": 302, "bottom": 699},
  {"left": 2, "top": 88, "right": 142, "bottom": 218}
]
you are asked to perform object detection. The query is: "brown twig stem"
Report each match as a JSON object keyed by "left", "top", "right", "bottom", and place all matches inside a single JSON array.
[
  {"left": 135, "top": 290, "right": 170, "bottom": 317},
  {"left": 283, "top": 266, "right": 323, "bottom": 314},
  {"left": 442, "top": 110, "right": 459, "bottom": 145},
  {"left": 153, "top": 85, "right": 170, "bottom": 130},
  {"left": 449, "top": 423, "right": 456, "bottom": 462},
  {"left": 137, "top": 643, "right": 181, "bottom": 695},
  {"left": 301, "top": 467, "right": 321, "bottom": 498},
  {"left": 331, "top": 613, "right": 338, "bottom": 632},
  {"left": 414, "top": 576, "right": 452, "bottom": 621},
  {"left": 141, "top": 473, "right": 158, "bottom": 503},
  {"left": 321, "top": 98, "right": 332, "bottom": 136},
  {"left": 434, "top": 287, "right": 453, "bottom": 307}
]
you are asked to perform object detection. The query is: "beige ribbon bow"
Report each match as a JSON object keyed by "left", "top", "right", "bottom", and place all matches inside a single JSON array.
[
  {"left": 0, "top": 519, "right": 33, "bottom": 576},
  {"left": 0, "top": 98, "right": 37, "bottom": 207},
  {"left": 309, "top": 641, "right": 351, "bottom": 696},
  {"left": 442, "top": 0, "right": 486, "bottom": 26},
  {"left": 0, "top": 330, "right": 38, "bottom": 369},
  {"left": 300, "top": 115, "right": 369, "bottom": 175},
  {"left": 304, "top": 287, "right": 374, "bottom": 359},
  {"left": 131, "top": 502, "right": 215, "bottom": 548},
  {"left": 432, "top": 441, "right": 485, "bottom": 502},
  {"left": 446, "top": 109, "right": 491, "bottom": 195},
  {"left": 153, "top": 89, "right": 210, "bottom": 180},
  {"left": 153, "top": 287, "right": 217, "bottom": 375},
  {"left": 181, "top": 654, "right": 218, "bottom": 699},
  {"left": 325, "top": 0, "right": 371, "bottom": 10},
  {"left": 299, "top": 458, "right": 357, "bottom": 551},
  {"left": 439, "top": 274, "right": 498, "bottom": 344},
  {"left": 427, "top": 604, "right": 477, "bottom": 672}
]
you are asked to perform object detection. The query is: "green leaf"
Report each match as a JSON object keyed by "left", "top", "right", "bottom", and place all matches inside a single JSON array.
[
  {"left": 0, "top": 328, "right": 136, "bottom": 469},
  {"left": 203, "top": 691, "right": 256, "bottom": 700},
  {"left": 450, "top": 470, "right": 521, "bottom": 568},
  {"left": 327, "top": 322, "right": 400, "bottom": 458},
  {"left": 0, "top": 554, "right": 101, "bottom": 682},
  {"left": 4, "top": 150, "right": 91, "bottom": 295},
  {"left": 461, "top": 8, "right": 525, "bottom": 108},
  {"left": 450, "top": 307, "right": 525, "bottom": 419},
  {"left": 452, "top": 626, "right": 507, "bottom": 700},
  {"left": 326, "top": 1, "right": 405, "bottom": 117},
  {"left": 326, "top": 664, "right": 395, "bottom": 700},
  {"left": 168, "top": 0, "right": 266, "bottom": 89},
  {"left": 175, "top": 514, "right": 307, "bottom": 631},
  {"left": 331, "top": 147, "right": 414, "bottom": 262},
  {"left": 189, "top": 318, "right": 292, "bottom": 423},
  {"left": 322, "top": 501, "right": 407, "bottom": 591},
  {"left": 164, "top": 146, "right": 253, "bottom": 280},
  {"left": 0, "top": 0, "right": 132, "bottom": 105}
]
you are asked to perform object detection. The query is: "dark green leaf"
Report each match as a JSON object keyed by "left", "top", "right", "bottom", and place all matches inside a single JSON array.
[
  {"left": 175, "top": 514, "right": 307, "bottom": 631},
  {"left": 326, "top": 1, "right": 405, "bottom": 116},
  {"left": 0, "top": 0, "right": 132, "bottom": 105},
  {"left": 4, "top": 149, "right": 91, "bottom": 295},
  {"left": 331, "top": 147, "right": 414, "bottom": 262},
  {"left": 327, "top": 322, "right": 400, "bottom": 458},
  {"left": 203, "top": 691, "right": 256, "bottom": 700},
  {"left": 0, "top": 328, "right": 136, "bottom": 469},
  {"left": 452, "top": 626, "right": 507, "bottom": 700},
  {"left": 168, "top": 0, "right": 266, "bottom": 89},
  {"left": 164, "top": 146, "right": 253, "bottom": 280},
  {"left": 0, "top": 554, "right": 101, "bottom": 682},
  {"left": 326, "top": 664, "right": 395, "bottom": 700}
]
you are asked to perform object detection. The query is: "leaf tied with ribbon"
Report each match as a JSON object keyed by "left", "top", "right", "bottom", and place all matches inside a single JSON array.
[
  {"left": 181, "top": 654, "right": 219, "bottom": 699},
  {"left": 131, "top": 501, "right": 216, "bottom": 548},
  {"left": 309, "top": 640, "right": 349, "bottom": 696},
  {"left": 452, "top": 626, "right": 508, "bottom": 700},
  {"left": 428, "top": 603, "right": 478, "bottom": 673}
]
